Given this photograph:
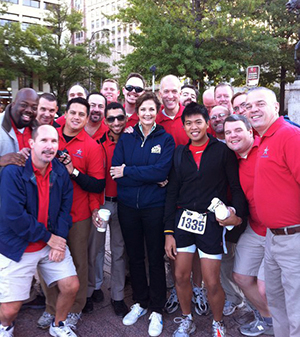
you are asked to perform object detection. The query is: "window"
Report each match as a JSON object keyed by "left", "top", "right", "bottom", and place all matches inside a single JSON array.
[
  {"left": 91, "top": 21, "right": 94, "bottom": 30},
  {"left": 19, "top": 75, "right": 33, "bottom": 90},
  {"left": 38, "top": 78, "right": 43, "bottom": 92},
  {"left": 23, "top": 0, "right": 39, "bottom": 8},
  {"left": 3, "top": 0, "right": 18, "bottom": 3},
  {"left": 96, "top": 19, "right": 99, "bottom": 28}
]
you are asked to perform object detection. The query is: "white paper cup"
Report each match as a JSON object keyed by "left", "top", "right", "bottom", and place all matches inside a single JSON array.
[{"left": 97, "top": 209, "right": 111, "bottom": 232}]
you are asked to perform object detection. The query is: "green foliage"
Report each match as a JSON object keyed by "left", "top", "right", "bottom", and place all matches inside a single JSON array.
[{"left": 114, "top": 0, "right": 298, "bottom": 92}]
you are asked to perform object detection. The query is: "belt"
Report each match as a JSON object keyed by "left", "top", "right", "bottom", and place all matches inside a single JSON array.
[
  {"left": 270, "top": 226, "right": 300, "bottom": 235},
  {"left": 105, "top": 196, "right": 117, "bottom": 202}
]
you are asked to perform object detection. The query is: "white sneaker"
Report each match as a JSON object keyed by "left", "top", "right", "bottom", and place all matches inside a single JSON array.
[
  {"left": 192, "top": 287, "right": 209, "bottom": 316},
  {"left": 65, "top": 312, "right": 81, "bottom": 330},
  {"left": 223, "top": 300, "right": 245, "bottom": 316},
  {"left": 165, "top": 287, "right": 179, "bottom": 314},
  {"left": 37, "top": 311, "right": 55, "bottom": 329},
  {"left": 49, "top": 321, "right": 77, "bottom": 337},
  {"left": 122, "top": 303, "right": 147, "bottom": 326},
  {"left": 148, "top": 312, "right": 163, "bottom": 337},
  {"left": 0, "top": 324, "right": 14, "bottom": 337}
]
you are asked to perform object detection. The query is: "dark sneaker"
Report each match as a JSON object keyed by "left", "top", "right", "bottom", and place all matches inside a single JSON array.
[
  {"left": 111, "top": 299, "right": 129, "bottom": 317},
  {"left": 192, "top": 287, "right": 209, "bottom": 316},
  {"left": 22, "top": 295, "right": 46, "bottom": 310},
  {"left": 165, "top": 287, "right": 179, "bottom": 314},
  {"left": 240, "top": 318, "right": 274, "bottom": 336},
  {"left": 91, "top": 289, "right": 104, "bottom": 303},
  {"left": 223, "top": 300, "right": 245, "bottom": 316},
  {"left": 82, "top": 297, "right": 93, "bottom": 314}
]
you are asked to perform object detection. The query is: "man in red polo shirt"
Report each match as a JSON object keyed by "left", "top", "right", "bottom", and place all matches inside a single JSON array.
[
  {"left": 100, "top": 79, "right": 120, "bottom": 105},
  {"left": 246, "top": 87, "right": 300, "bottom": 337},
  {"left": 224, "top": 114, "right": 273, "bottom": 336},
  {"left": 86, "top": 102, "right": 128, "bottom": 317},
  {"left": 36, "top": 93, "right": 60, "bottom": 128},
  {"left": 84, "top": 92, "right": 108, "bottom": 140},
  {"left": 0, "top": 88, "right": 38, "bottom": 169},
  {"left": 38, "top": 97, "right": 105, "bottom": 331},
  {"left": 156, "top": 75, "right": 188, "bottom": 147},
  {"left": 0, "top": 124, "right": 79, "bottom": 337},
  {"left": 122, "top": 73, "right": 145, "bottom": 127}
]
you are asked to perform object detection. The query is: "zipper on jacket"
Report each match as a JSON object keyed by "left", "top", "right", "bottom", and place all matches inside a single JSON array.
[{"left": 141, "top": 136, "right": 146, "bottom": 147}]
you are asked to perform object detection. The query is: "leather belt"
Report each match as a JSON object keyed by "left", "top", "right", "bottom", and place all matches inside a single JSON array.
[
  {"left": 270, "top": 226, "right": 300, "bottom": 235},
  {"left": 105, "top": 196, "right": 117, "bottom": 202}
]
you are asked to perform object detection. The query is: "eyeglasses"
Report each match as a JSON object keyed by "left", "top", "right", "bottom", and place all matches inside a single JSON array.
[
  {"left": 106, "top": 115, "right": 126, "bottom": 123},
  {"left": 125, "top": 85, "right": 144, "bottom": 93},
  {"left": 210, "top": 113, "right": 228, "bottom": 120},
  {"left": 233, "top": 102, "right": 246, "bottom": 113}
]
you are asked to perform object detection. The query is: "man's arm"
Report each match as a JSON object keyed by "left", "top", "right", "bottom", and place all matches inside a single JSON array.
[{"left": 0, "top": 152, "right": 26, "bottom": 167}]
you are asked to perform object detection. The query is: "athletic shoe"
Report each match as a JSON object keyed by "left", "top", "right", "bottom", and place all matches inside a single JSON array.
[
  {"left": 192, "top": 287, "right": 209, "bottom": 316},
  {"left": 111, "top": 299, "right": 129, "bottom": 317},
  {"left": 21, "top": 295, "right": 46, "bottom": 310},
  {"left": 240, "top": 318, "right": 274, "bottom": 336},
  {"left": 122, "top": 303, "right": 147, "bottom": 326},
  {"left": 148, "top": 312, "right": 163, "bottom": 337},
  {"left": 172, "top": 316, "right": 196, "bottom": 337},
  {"left": 212, "top": 320, "right": 226, "bottom": 337},
  {"left": 49, "top": 321, "right": 77, "bottom": 337},
  {"left": 65, "top": 312, "right": 81, "bottom": 330},
  {"left": 0, "top": 324, "right": 14, "bottom": 337},
  {"left": 82, "top": 297, "right": 93, "bottom": 314},
  {"left": 223, "top": 300, "right": 245, "bottom": 316},
  {"left": 165, "top": 287, "right": 179, "bottom": 314},
  {"left": 91, "top": 289, "right": 104, "bottom": 303},
  {"left": 37, "top": 311, "right": 55, "bottom": 329}
]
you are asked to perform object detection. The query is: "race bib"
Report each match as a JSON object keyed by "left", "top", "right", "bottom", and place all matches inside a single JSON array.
[{"left": 178, "top": 209, "right": 207, "bottom": 235}]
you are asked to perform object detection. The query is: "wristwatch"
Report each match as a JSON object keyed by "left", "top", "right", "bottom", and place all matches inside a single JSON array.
[{"left": 71, "top": 168, "right": 80, "bottom": 178}]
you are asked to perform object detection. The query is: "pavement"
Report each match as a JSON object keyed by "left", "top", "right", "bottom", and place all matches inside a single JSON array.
[{"left": 15, "top": 230, "right": 271, "bottom": 337}]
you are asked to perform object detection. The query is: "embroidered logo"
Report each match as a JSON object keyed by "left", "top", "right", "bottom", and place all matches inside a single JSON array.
[
  {"left": 151, "top": 144, "right": 161, "bottom": 154},
  {"left": 73, "top": 149, "right": 83, "bottom": 158},
  {"left": 261, "top": 146, "right": 269, "bottom": 158}
]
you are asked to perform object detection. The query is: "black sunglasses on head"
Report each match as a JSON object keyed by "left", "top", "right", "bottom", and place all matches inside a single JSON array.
[
  {"left": 125, "top": 85, "right": 144, "bottom": 93},
  {"left": 106, "top": 115, "right": 126, "bottom": 123}
]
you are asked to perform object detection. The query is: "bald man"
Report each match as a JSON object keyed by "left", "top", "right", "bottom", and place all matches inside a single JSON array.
[
  {"left": 0, "top": 88, "right": 39, "bottom": 169},
  {"left": 202, "top": 88, "right": 216, "bottom": 114},
  {"left": 156, "top": 75, "right": 188, "bottom": 146}
]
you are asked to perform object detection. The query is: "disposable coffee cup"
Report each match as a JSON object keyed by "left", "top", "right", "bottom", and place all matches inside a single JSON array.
[
  {"left": 97, "top": 209, "right": 111, "bottom": 232},
  {"left": 208, "top": 197, "right": 230, "bottom": 220}
]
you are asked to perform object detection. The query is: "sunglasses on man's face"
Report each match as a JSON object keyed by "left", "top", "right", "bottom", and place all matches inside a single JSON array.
[
  {"left": 106, "top": 115, "right": 126, "bottom": 123},
  {"left": 125, "top": 85, "right": 144, "bottom": 93}
]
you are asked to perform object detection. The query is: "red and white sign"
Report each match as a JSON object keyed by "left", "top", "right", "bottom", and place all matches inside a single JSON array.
[{"left": 246, "top": 66, "right": 260, "bottom": 87}]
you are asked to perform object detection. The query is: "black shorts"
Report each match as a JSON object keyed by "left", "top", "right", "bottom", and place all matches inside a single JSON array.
[{"left": 174, "top": 208, "right": 224, "bottom": 255}]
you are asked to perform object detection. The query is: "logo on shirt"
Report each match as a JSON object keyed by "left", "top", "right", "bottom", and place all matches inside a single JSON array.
[
  {"left": 261, "top": 146, "right": 269, "bottom": 158},
  {"left": 73, "top": 149, "right": 83, "bottom": 158},
  {"left": 151, "top": 144, "right": 161, "bottom": 154}
]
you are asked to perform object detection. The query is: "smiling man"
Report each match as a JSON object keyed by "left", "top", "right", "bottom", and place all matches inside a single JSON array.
[
  {"left": 37, "top": 93, "right": 60, "bottom": 127},
  {"left": 209, "top": 106, "right": 231, "bottom": 141},
  {"left": 0, "top": 124, "right": 79, "bottom": 337},
  {"left": 122, "top": 73, "right": 145, "bottom": 127},
  {"left": 164, "top": 102, "right": 246, "bottom": 337},
  {"left": 246, "top": 87, "right": 300, "bottom": 337},
  {"left": 38, "top": 97, "right": 106, "bottom": 331},
  {"left": 0, "top": 88, "right": 39, "bottom": 169},
  {"left": 101, "top": 79, "right": 120, "bottom": 105},
  {"left": 214, "top": 83, "right": 234, "bottom": 114},
  {"left": 180, "top": 84, "right": 198, "bottom": 107}
]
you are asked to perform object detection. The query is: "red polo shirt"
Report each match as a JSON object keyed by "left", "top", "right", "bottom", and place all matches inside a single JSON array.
[
  {"left": 238, "top": 136, "right": 266, "bottom": 236},
  {"left": 100, "top": 131, "right": 117, "bottom": 198},
  {"left": 58, "top": 127, "right": 105, "bottom": 222},
  {"left": 156, "top": 104, "right": 189, "bottom": 147},
  {"left": 126, "top": 113, "right": 139, "bottom": 128},
  {"left": 90, "top": 120, "right": 109, "bottom": 140},
  {"left": 254, "top": 117, "right": 300, "bottom": 228},
  {"left": 25, "top": 162, "right": 52, "bottom": 252},
  {"left": 11, "top": 118, "right": 32, "bottom": 150}
]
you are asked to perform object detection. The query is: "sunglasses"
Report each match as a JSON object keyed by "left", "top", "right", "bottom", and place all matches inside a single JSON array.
[
  {"left": 125, "top": 85, "right": 144, "bottom": 93},
  {"left": 106, "top": 115, "right": 126, "bottom": 123}
]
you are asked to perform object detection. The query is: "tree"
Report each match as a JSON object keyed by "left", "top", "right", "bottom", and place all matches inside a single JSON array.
[
  {"left": 26, "top": 4, "right": 111, "bottom": 105},
  {"left": 114, "top": 0, "right": 279, "bottom": 90}
]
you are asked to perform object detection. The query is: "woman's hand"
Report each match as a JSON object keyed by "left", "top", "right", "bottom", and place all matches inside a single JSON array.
[
  {"left": 165, "top": 235, "right": 177, "bottom": 260},
  {"left": 110, "top": 164, "right": 126, "bottom": 179}
]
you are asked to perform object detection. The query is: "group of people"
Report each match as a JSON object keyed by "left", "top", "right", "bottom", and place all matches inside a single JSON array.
[{"left": 0, "top": 73, "right": 299, "bottom": 337}]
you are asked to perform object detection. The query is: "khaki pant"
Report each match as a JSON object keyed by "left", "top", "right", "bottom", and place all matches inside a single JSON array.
[{"left": 42, "top": 218, "right": 91, "bottom": 314}]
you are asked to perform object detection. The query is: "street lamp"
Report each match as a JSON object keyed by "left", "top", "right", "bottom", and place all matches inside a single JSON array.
[
  {"left": 7, "top": 87, "right": 12, "bottom": 103},
  {"left": 88, "top": 29, "right": 110, "bottom": 91},
  {"left": 150, "top": 65, "right": 157, "bottom": 92}
]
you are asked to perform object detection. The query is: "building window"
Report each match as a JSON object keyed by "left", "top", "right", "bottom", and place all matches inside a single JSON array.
[
  {"left": 23, "top": 0, "right": 40, "bottom": 8},
  {"left": 38, "top": 78, "right": 43, "bottom": 92},
  {"left": 91, "top": 21, "right": 94, "bottom": 30},
  {"left": 21, "top": 22, "right": 31, "bottom": 31},
  {"left": 19, "top": 75, "right": 33, "bottom": 90},
  {"left": 96, "top": 19, "right": 99, "bottom": 28},
  {"left": 3, "top": 0, "right": 19, "bottom": 3}
]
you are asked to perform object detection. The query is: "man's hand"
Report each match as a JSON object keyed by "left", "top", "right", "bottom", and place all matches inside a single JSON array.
[
  {"left": 19, "top": 147, "right": 31, "bottom": 160},
  {"left": 124, "top": 126, "right": 134, "bottom": 134},
  {"left": 92, "top": 209, "right": 102, "bottom": 229},
  {"left": 47, "top": 234, "right": 66, "bottom": 252},
  {"left": 0, "top": 152, "right": 26, "bottom": 167},
  {"left": 49, "top": 248, "right": 65, "bottom": 262},
  {"left": 217, "top": 208, "right": 242, "bottom": 227},
  {"left": 58, "top": 153, "right": 74, "bottom": 174},
  {"left": 165, "top": 235, "right": 177, "bottom": 260},
  {"left": 110, "top": 164, "right": 126, "bottom": 179}
]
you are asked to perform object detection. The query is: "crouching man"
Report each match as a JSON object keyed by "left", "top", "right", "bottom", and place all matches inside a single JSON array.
[{"left": 0, "top": 125, "right": 79, "bottom": 337}]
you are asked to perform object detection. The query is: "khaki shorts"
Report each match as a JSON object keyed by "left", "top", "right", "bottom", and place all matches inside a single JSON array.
[
  {"left": 233, "top": 225, "right": 266, "bottom": 280},
  {"left": 0, "top": 245, "right": 77, "bottom": 303}
]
